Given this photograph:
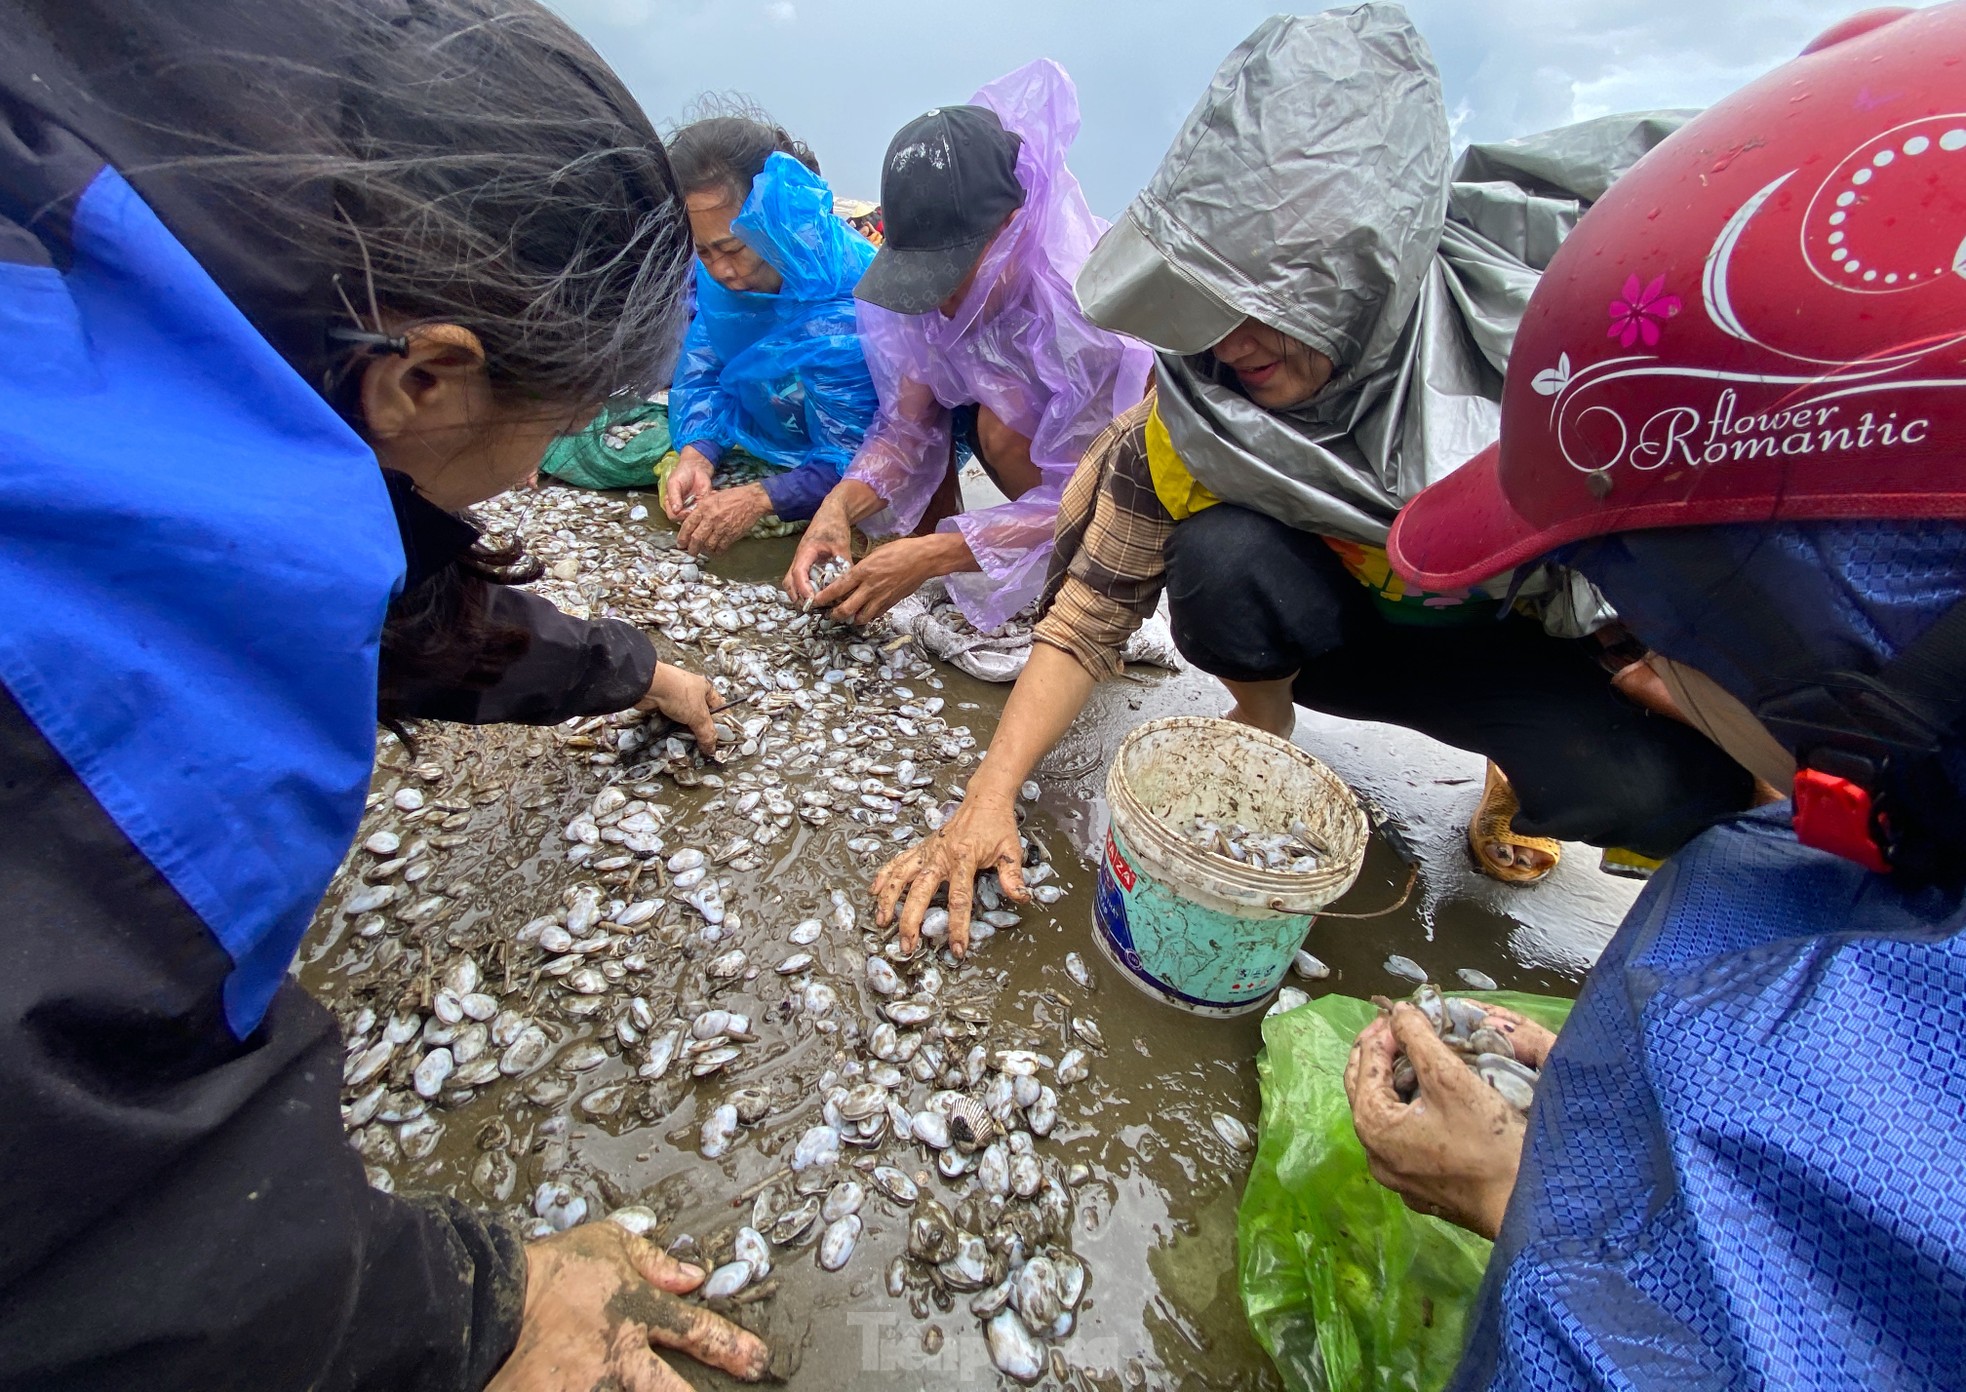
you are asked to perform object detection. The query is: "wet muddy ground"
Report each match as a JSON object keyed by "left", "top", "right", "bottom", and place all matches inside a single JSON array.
[{"left": 300, "top": 485, "right": 1639, "bottom": 1390}]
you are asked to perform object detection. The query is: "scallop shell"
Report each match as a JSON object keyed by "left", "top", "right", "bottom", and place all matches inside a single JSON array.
[{"left": 945, "top": 1095, "right": 1002, "bottom": 1152}]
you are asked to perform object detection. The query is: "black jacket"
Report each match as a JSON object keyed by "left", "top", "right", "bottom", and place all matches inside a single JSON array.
[
  {"left": 387, "top": 471, "right": 658, "bottom": 726},
  {"left": 0, "top": 687, "right": 529, "bottom": 1390}
]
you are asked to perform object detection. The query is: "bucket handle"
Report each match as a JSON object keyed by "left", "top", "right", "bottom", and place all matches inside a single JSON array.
[{"left": 1287, "top": 862, "right": 1418, "bottom": 920}]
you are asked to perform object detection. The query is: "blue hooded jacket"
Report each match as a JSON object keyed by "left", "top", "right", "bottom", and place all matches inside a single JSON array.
[{"left": 0, "top": 2, "right": 662, "bottom": 1384}]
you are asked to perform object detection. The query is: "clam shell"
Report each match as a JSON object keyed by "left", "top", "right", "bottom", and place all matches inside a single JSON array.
[
  {"left": 769, "top": 1198, "right": 821, "bottom": 1246},
  {"left": 884, "top": 998, "right": 936, "bottom": 1027},
  {"left": 639, "top": 1027, "right": 682, "bottom": 1080},
  {"left": 606, "top": 1205, "right": 659, "bottom": 1237},
  {"left": 1384, "top": 953, "right": 1427, "bottom": 984},
  {"left": 1267, "top": 987, "right": 1310, "bottom": 1018},
  {"left": 1211, "top": 1112, "right": 1255, "bottom": 1152},
  {"left": 1013, "top": 1255, "right": 1063, "bottom": 1329},
  {"left": 986, "top": 1309, "right": 1045, "bottom": 1384},
  {"left": 789, "top": 918, "right": 824, "bottom": 945},
  {"left": 734, "top": 1226, "right": 773, "bottom": 1278},
  {"left": 791, "top": 1124, "right": 841, "bottom": 1172},
  {"left": 977, "top": 1143, "right": 1010, "bottom": 1197},
  {"left": 817, "top": 1214, "right": 861, "bottom": 1271},
  {"left": 870, "top": 1164, "right": 919, "bottom": 1204},
  {"left": 498, "top": 1026, "right": 551, "bottom": 1078},
  {"left": 911, "top": 1111, "right": 951, "bottom": 1150},
  {"left": 699, "top": 1103, "right": 739, "bottom": 1158},
  {"left": 837, "top": 1083, "right": 888, "bottom": 1121},
  {"left": 471, "top": 1149, "right": 516, "bottom": 1203},
  {"left": 822, "top": 1180, "right": 865, "bottom": 1222},
  {"left": 702, "top": 1259, "right": 753, "bottom": 1299},
  {"left": 1292, "top": 950, "right": 1331, "bottom": 980}
]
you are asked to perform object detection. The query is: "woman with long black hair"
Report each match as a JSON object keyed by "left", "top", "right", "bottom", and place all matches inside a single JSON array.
[{"left": 0, "top": 1, "right": 764, "bottom": 1387}]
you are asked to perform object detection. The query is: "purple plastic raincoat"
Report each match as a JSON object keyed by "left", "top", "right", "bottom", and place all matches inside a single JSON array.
[{"left": 846, "top": 60, "right": 1153, "bottom": 630}]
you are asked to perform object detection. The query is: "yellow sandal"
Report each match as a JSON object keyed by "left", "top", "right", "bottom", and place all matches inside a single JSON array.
[{"left": 1468, "top": 761, "right": 1561, "bottom": 885}]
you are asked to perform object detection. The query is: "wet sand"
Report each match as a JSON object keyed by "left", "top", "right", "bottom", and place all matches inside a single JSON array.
[{"left": 302, "top": 496, "right": 1638, "bottom": 1391}]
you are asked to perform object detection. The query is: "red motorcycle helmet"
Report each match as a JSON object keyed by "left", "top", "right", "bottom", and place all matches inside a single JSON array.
[
  {"left": 1389, "top": 2, "right": 1966, "bottom": 593},
  {"left": 1391, "top": 2, "right": 1966, "bottom": 878}
]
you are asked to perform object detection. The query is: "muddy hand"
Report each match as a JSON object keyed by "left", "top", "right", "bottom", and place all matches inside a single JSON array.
[
  {"left": 818, "top": 538, "right": 942, "bottom": 627},
  {"left": 636, "top": 665, "right": 722, "bottom": 756},
  {"left": 677, "top": 483, "right": 770, "bottom": 557},
  {"left": 662, "top": 446, "right": 714, "bottom": 523},
  {"left": 783, "top": 503, "right": 851, "bottom": 606},
  {"left": 1343, "top": 1003, "right": 1527, "bottom": 1240},
  {"left": 486, "top": 1223, "right": 770, "bottom": 1392},
  {"left": 874, "top": 794, "right": 1028, "bottom": 957}
]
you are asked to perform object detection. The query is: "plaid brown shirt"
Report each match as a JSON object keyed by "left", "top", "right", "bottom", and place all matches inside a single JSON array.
[{"left": 1034, "top": 398, "right": 1173, "bottom": 680}]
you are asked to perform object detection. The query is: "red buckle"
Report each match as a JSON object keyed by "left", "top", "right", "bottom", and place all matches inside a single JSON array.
[{"left": 1792, "top": 768, "right": 1891, "bottom": 873}]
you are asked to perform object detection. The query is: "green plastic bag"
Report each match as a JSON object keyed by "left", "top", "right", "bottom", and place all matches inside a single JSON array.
[
  {"left": 539, "top": 398, "right": 809, "bottom": 540},
  {"left": 1238, "top": 991, "right": 1574, "bottom": 1392},
  {"left": 540, "top": 398, "right": 673, "bottom": 490}
]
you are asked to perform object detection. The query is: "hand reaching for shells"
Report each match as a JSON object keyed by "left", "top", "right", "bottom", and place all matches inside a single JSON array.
[
  {"left": 662, "top": 446, "right": 715, "bottom": 523},
  {"left": 1343, "top": 1002, "right": 1555, "bottom": 1239},
  {"left": 874, "top": 792, "right": 1029, "bottom": 957},
  {"left": 487, "top": 1222, "right": 770, "bottom": 1392},
  {"left": 782, "top": 496, "right": 854, "bottom": 608},
  {"left": 676, "top": 483, "right": 771, "bottom": 558},
  {"left": 813, "top": 536, "right": 964, "bottom": 627},
  {"left": 635, "top": 665, "right": 722, "bottom": 755}
]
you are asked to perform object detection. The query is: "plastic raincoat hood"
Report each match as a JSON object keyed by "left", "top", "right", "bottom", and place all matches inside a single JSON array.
[
  {"left": 1078, "top": 3, "right": 1688, "bottom": 556},
  {"left": 731, "top": 151, "right": 871, "bottom": 302},
  {"left": 1104, "top": 4, "right": 1445, "bottom": 387}
]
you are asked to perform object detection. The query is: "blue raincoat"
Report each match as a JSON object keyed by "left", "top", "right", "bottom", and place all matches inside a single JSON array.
[
  {"left": 669, "top": 151, "right": 878, "bottom": 521},
  {"left": 1456, "top": 523, "right": 1966, "bottom": 1389},
  {"left": 1459, "top": 810, "right": 1966, "bottom": 1389}
]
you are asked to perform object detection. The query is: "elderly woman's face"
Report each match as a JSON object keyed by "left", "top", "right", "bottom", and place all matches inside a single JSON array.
[
  {"left": 1210, "top": 318, "right": 1335, "bottom": 410},
  {"left": 686, "top": 188, "right": 783, "bottom": 295}
]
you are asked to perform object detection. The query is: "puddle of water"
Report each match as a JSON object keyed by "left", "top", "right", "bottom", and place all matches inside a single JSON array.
[{"left": 303, "top": 492, "right": 1637, "bottom": 1391}]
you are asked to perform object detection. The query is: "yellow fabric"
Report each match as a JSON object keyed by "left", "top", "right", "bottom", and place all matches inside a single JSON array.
[
  {"left": 1321, "top": 536, "right": 1411, "bottom": 604},
  {"left": 1144, "top": 401, "right": 1484, "bottom": 626},
  {"left": 1143, "top": 402, "right": 1220, "bottom": 521}
]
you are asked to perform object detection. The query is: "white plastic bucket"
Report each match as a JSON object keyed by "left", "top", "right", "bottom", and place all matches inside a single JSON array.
[{"left": 1093, "top": 717, "right": 1370, "bottom": 1017}]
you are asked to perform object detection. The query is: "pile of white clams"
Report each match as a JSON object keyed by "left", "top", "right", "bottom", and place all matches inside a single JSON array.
[{"left": 319, "top": 485, "right": 1237, "bottom": 1385}]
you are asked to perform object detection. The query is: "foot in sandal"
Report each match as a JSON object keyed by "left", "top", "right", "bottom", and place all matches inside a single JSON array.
[{"left": 1468, "top": 760, "right": 1560, "bottom": 884}]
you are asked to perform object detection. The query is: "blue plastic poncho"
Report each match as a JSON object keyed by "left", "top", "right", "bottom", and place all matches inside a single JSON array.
[
  {"left": 1454, "top": 522, "right": 1966, "bottom": 1390},
  {"left": 669, "top": 152, "right": 878, "bottom": 521}
]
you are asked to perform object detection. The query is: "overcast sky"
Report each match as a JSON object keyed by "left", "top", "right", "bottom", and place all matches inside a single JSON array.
[{"left": 554, "top": 0, "right": 1919, "bottom": 216}]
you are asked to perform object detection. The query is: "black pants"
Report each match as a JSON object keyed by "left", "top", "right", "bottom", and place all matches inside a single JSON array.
[{"left": 1164, "top": 505, "right": 1755, "bottom": 857}]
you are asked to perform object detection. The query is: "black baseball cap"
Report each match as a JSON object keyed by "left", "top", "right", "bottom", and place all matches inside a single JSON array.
[{"left": 855, "top": 105, "right": 1026, "bottom": 315}]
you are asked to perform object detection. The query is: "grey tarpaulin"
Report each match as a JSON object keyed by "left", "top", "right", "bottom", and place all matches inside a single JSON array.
[{"left": 1075, "top": 3, "right": 1693, "bottom": 632}]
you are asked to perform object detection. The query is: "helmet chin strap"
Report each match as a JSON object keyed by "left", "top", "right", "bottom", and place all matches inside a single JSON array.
[{"left": 1758, "top": 599, "right": 1966, "bottom": 885}]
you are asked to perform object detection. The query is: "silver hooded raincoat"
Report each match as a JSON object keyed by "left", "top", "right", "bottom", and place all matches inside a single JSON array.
[{"left": 1077, "top": 3, "right": 1689, "bottom": 616}]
